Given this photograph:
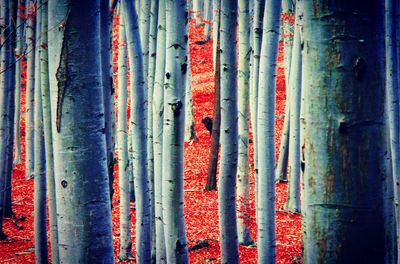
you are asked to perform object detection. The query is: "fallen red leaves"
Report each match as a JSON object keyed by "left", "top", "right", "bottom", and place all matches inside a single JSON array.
[{"left": 0, "top": 19, "right": 301, "bottom": 264}]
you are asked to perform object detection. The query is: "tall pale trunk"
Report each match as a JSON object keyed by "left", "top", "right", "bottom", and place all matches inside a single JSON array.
[
  {"left": 121, "top": 0, "right": 152, "bottom": 262},
  {"left": 218, "top": 1, "right": 239, "bottom": 263},
  {"left": 236, "top": 0, "right": 253, "bottom": 246},
  {"left": 285, "top": 2, "right": 302, "bottom": 213},
  {"left": 101, "top": 0, "right": 115, "bottom": 203},
  {"left": 153, "top": 0, "right": 166, "bottom": 261},
  {"left": 250, "top": 0, "right": 265, "bottom": 195},
  {"left": 257, "top": 0, "right": 281, "bottom": 262},
  {"left": 25, "top": 0, "right": 36, "bottom": 179},
  {"left": 39, "top": 0, "right": 59, "bottom": 261},
  {"left": 275, "top": 0, "right": 294, "bottom": 182},
  {"left": 162, "top": 0, "right": 189, "bottom": 262},
  {"left": 13, "top": 0, "right": 24, "bottom": 165},
  {"left": 147, "top": 1, "right": 159, "bottom": 261},
  {"left": 302, "top": 1, "right": 386, "bottom": 262},
  {"left": 48, "top": 0, "right": 114, "bottom": 262},
  {"left": 117, "top": 13, "right": 132, "bottom": 261},
  {"left": 33, "top": 3, "right": 48, "bottom": 262}
]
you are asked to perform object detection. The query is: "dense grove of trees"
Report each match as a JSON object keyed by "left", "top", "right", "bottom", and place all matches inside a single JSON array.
[{"left": 0, "top": 0, "right": 398, "bottom": 263}]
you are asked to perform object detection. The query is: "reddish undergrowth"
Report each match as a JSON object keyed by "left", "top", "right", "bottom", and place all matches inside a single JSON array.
[{"left": 0, "top": 20, "right": 301, "bottom": 263}]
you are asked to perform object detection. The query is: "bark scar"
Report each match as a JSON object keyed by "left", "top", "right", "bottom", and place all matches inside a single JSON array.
[{"left": 56, "top": 10, "right": 71, "bottom": 133}]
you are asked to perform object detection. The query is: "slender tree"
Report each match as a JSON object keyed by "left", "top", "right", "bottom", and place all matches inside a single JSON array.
[
  {"left": 48, "top": 0, "right": 114, "bottom": 262},
  {"left": 385, "top": 0, "right": 400, "bottom": 253},
  {"left": 25, "top": 0, "right": 35, "bottom": 179},
  {"left": 302, "top": 1, "right": 386, "bottom": 262},
  {"left": 0, "top": 0, "right": 17, "bottom": 239},
  {"left": 275, "top": 0, "right": 294, "bottom": 182},
  {"left": 39, "top": 0, "right": 59, "bottom": 261},
  {"left": 121, "top": 0, "right": 152, "bottom": 262},
  {"left": 13, "top": 0, "right": 24, "bottom": 165},
  {"left": 162, "top": 0, "right": 189, "bottom": 262},
  {"left": 153, "top": 0, "right": 167, "bottom": 261},
  {"left": 218, "top": 1, "right": 239, "bottom": 263},
  {"left": 33, "top": 2, "right": 48, "bottom": 262},
  {"left": 237, "top": 0, "right": 253, "bottom": 246},
  {"left": 3, "top": 0, "right": 17, "bottom": 218},
  {"left": 204, "top": 0, "right": 220, "bottom": 191},
  {"left": 250, "top": 0, "right": 265, "bottom": 188},
  {"left": 285, "top": 2, "right": 302, "bottom": 213},
  {"left": 101, "top": 0, "right": 116, "bottom": 203},
  {"left": 117, "top": 12, "right": 132, "bottom": 261},
  {"left": 147, "top": 1, "right": 159, "bottom": 260},
  {"left": 257, "top": 0, "right": 281, "bottom": 262}
]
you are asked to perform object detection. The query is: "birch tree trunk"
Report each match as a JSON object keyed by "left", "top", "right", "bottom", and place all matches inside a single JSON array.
[
  {"left": 250, "top": 0, "right": 265, "bottom": 189},
  {"left": 33, "top": 3, "right": 48, "bottom": 262},
  {"left": 257, "top": 0, "right": 281, "bottom": 262},
  {"left": 302, "top": 1, "right": 386, "bottom": 262},
  {"left": 48, "top": 0, "right": 114, "bottom": 262},
  {"left": 3, "top": 0, "right": 17, "bottom": 218},
  {"left": 205, "top": 1, "right": 220, "bottom": 191},
  {"left": 236, "top": 0, "right": 253, "bottom": 246},
  {"left": 285, "top": 2, "right": 302, "bottom": 213},
  {"left": 25, "top": 0, "right": 35, "bottom": 179},
  {"left": 121, "top": 0, "right": 152, "bottom": 262},
  {"left": 385, "top": 0, "right": 400, "bottom": 257},
  {"left": 101, "top": 0, "right": 115, "bottom": 203},
  {"left": 275, "top": 0, "right": 294, "bottom": 182},
  {"left": 39, "top": 0, "right": 58, "bottom": 261},
  {"left": 153, "top": 0, "right": 166, "bottom": 261},
  {"left": 147, "top": 2, "right": 158, "bottom": 261},
  {"left": 163, "top": 0, "right": 189, "bottom": 262},
  {"left": 117, "top": 12, "right": 132, "bottom": 261},
  {"left": 0, "top": 0, "right": 17, "bottom": 239},
  {"left": 13, "top": 0, "right": 24, "bottom": 165},
  {"left": 218, "top": 1, "right": 239, "bottom": 263}
]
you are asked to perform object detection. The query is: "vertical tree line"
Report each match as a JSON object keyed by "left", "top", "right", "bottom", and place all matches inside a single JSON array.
[{"left": 0, "top": 0, "right": 399, "bottom": 264}]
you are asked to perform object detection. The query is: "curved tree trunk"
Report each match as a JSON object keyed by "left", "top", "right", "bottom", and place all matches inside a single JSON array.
[
  {"left": 257, "top": 0, "right": 281, "bottom": 262},
  {"left": 302, "top": 1, "right": 386, "bottom": 262},
  {"left": 48, "top": 0, "right": 114, "bottom": 262}
]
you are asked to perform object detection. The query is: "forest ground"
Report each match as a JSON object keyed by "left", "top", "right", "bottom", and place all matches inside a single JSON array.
[{"left": 0, "top": 21, "right": 302, "bottom": 263}]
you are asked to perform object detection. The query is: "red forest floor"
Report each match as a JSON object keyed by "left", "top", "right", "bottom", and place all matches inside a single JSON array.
[{"left": 0, "top": 22, "right": 301, "bottom": 263}]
